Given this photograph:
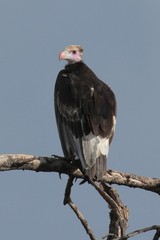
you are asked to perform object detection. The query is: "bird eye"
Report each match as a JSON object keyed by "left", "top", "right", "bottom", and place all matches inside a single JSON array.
[{"left": 72, "top": 50, "right": 76, "bottom": 54}]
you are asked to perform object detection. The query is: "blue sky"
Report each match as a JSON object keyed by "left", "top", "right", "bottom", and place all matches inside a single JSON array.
[{"left": 0, "top": 1, "right": 160, "bottom": 239}]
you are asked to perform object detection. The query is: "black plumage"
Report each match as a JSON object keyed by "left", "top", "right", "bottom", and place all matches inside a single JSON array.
[{"left": 54, "top": 46, "right": 116, "bottom": 180}]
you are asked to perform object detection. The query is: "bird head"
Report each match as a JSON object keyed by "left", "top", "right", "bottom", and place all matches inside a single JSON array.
[{"left": 59, "top": 45, "right": 83, "bottom": 64}]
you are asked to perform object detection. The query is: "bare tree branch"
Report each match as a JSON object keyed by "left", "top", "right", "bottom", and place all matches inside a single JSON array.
[
  {"left": 63, "top": 175, "right": 74, "bottom": 205},
  {"left": 1, "top": 154, "right": 160, "bottom": 239},
  {"left": 101, "top": 183, "right": 129, "bottom": 240},
  {"left": 0, "top": 154, "right": 160, "bottom": 194},
  {"left": 153, "top": 228, "right": 160, "bottom": 240},
  {"left": 90, "top": 181, "right": 129, "bottom": 239},
  {"left": 103, "top": 170, "right": 160, "bottom": 194},
  {"left": 102, "top": 225, "right": 160, "bottom": 240},
  {"left": 68, "top": 199, "right": 96, "bottom": 240},
  {"left": 63, "top": 175, "right": 96, "bottom": 240},
  {"left": 120, "top": 225, "right": 160, "bottom": 240},
  {"left": 0, "top": 154, "right": 83, "bottom": 176},
  {"left": 64, "top": 177, "right": 129, "bottom": 240}
]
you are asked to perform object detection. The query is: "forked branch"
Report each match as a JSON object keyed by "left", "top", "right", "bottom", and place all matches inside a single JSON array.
[
  {"left": 90, "top": 181, "right": 129, "bottom": 239},
  {"left": 63, "top": 176, "right": 96, "bottom": 240},
  {"left": 0, "top": 154, "right": 160, "bottom": 240}
]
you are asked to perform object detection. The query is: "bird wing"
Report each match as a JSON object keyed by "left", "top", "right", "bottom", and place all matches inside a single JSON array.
[{"left": 54, "top": 70, "right": 116, "bottom": 179}]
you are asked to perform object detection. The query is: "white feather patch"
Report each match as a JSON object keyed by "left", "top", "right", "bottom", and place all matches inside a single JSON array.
[
  {"left": 112, "top": 116, "right": 116, "bottom": 134},
  {"left": 81, "top": 133, "right": 109, "bottom": 170}
]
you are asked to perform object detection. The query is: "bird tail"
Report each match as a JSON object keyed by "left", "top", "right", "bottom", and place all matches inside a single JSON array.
[{"left": 84, "top": 155, "right": 107, "bottom": 180}]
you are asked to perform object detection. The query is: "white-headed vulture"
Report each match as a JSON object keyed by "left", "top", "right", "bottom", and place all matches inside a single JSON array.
[{"left": 54, "top": 45, "right": 116, "bottom": 180}]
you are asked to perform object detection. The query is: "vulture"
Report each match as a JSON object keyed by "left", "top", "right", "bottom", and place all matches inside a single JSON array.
[{"left": 54, "top": 45, "right": 116, "bottom": 180}]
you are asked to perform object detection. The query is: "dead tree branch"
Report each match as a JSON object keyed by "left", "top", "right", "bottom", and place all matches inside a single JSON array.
[
  {"left": 0, "top": 154, "right": 160, "bottom": 194},
  {"left": 102, "top": 225, "right": 160, "bottom": 240},
  {"left": 63, "top": 175, "right": 96, "bottom": 240},
  {"left": 0, "top": 154, "right": 160, "bottom": 239},
  {"left": 90, "top": 181, "right": 129, "bottom": 239},
  {"left": 153, "top": 228, "right": 160, "bottom": 240},
  {"left": 121, "top": 224, "right": 160, "bottom": 240},
  {"left": 63, "top": 175, "right": 75, "bottom": 205},
  {"left": 103, "top": 170, "right": 160, "bottom": 194},
  {"left": 101, "top": 183, "right": 129, "bottom": 240}
]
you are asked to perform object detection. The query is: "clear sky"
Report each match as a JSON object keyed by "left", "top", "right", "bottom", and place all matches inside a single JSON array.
[{"left": 0, "top": 1, "right": 160, "bottom": 239}]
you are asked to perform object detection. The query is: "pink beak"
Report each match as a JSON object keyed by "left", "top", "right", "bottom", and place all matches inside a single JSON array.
[{"left": 59, "top": 51, "right": 66, "bottom": 61}]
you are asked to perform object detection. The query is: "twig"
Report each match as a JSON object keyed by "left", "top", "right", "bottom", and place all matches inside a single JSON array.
[
  {"left": 63, "top": 176, "right": 96, "bottom": 240},
  {"left": 120, "top": 225, "right": 160, "bottom": 240},
  {"left": 68, "top": 199, "right": 96, "bottom": 240}
]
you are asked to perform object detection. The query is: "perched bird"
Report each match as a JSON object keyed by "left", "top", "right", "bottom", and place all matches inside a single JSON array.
[{"left": 54, "top": 45, "right": 116, "bottom": 180}]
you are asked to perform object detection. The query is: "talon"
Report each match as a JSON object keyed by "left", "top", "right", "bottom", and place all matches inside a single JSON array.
[
  {"left": 59, "top": 173, "right": 62, "bottom": 179},
  {"left": 79, "top": 179, "right": 87, "bottom": 185},
  {"left": 74, "top": 177, "right": 78, "bottom": 182}
]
